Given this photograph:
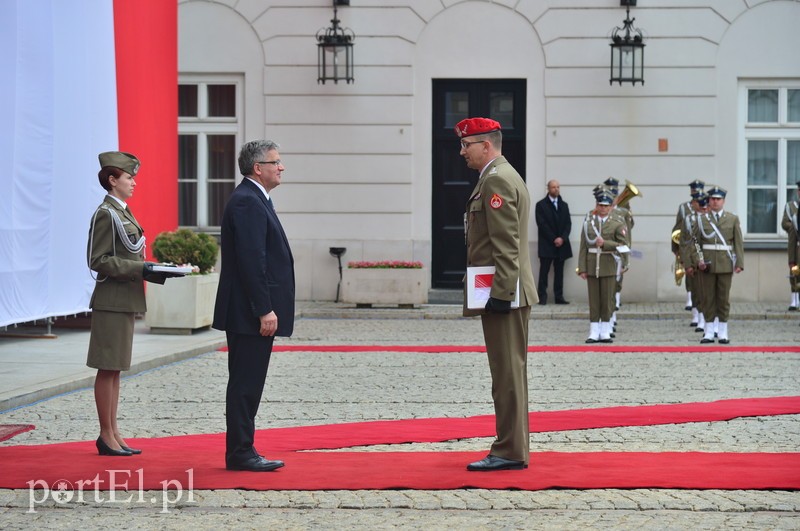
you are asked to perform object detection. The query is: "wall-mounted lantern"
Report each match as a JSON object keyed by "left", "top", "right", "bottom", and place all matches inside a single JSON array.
[
  {"left": 609, "top": 0, "right": 645, "bottom": 85},
  {"left": 317, "top": 0, "right": 355, "bottom": 84}
]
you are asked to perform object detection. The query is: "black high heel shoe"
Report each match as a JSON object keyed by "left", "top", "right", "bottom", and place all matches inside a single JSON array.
[
  {"left": 120, "top": 445, "right": 142, "bottom": 455},
  {"left": 96, "top": 437, "right": 132, "bottom": 456}
]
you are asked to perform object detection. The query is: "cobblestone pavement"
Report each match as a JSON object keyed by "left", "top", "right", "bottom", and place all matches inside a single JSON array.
[{"left": 2, "top": 308, "right": 799, "bottom": 529}]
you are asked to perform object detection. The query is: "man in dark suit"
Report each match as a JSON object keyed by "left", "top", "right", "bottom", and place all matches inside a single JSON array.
[
  {"left": 535, "top": 180, "right": 572, "bottom": 304},
  {"left": 213, "top": 139, "right": 295, "bottom": 472}
]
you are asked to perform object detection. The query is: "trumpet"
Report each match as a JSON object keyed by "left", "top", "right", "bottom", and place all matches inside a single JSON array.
[
  {"left": 673, "top": 255, "right": 685, "bottom": 286},
  {"left": 614, "top": 180, "right": 642, "bottom": 209}
]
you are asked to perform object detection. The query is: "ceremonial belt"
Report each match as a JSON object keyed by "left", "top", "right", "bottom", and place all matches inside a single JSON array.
[
  {"left": 588, "top": 248, "right": 613, "bottom": 254},
  {"left": 703, "top": 244, "right": 731, "bottom": 251}
]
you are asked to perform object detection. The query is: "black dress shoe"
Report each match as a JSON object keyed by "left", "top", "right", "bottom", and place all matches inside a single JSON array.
[
  {"left": 585, "top": 338, "right": 598, "bottom": 344},
  {"left": 599, "top": 338, "right": 613, "bottom": 343},
  {"left": 467, "top": 455, "right": 527, "bottom": 472},
  {"left": 718, "top": 338, "right": 730, "bottom": 344},
  {"left": 96, "top": 437, "right": 132, "bottom": 456},
  {"left": 554, "top": 299, "right": 570, "bottom": 305},
  {"left": 227, "top": 456, "right": 285, "bottom": 472},
  {"left": 685, "top": 305, "right": 692, "bottom": 311},
  {"left": 690, "top": 322, "right": 697, "bottom": 327},
  {"left": 121, "top": 445, "right": 142, "bottom": 455},
  {"left": 700, "top": 338, "right": 714, "bottom": 344},
  {"left": 537, "top": 300, "right": 547, "bottom": 306},
  {"left": 789, "top": 306, "right": 798, "bottom": 311},
  {"left": 695, "top": 327, "right": 704, "bottom": 332}
]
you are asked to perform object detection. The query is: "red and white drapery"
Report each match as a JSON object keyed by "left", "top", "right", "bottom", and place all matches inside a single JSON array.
[{"left": 0, "top": 0, "right": 177, "bottom": 327}]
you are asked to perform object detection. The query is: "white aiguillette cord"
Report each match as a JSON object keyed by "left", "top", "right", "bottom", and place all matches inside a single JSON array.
[{"left": 88, "top": 205, "right": 146, "bottom": 282}]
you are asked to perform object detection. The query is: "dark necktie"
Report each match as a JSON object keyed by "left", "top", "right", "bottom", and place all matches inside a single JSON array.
[
  {"left": 267, "top": 197, "right": 275, "bottom": 212},
  {"left": 552, "top": 200, "right": 558, "bottom": 211}
]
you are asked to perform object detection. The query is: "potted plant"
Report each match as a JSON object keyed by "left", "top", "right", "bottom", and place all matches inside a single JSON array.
[
  {"left": 341, "top": 260, "right": 428, "bottom": 308},
  {"left": 145, "top": 229, "right": 220, "bottom": 334}
]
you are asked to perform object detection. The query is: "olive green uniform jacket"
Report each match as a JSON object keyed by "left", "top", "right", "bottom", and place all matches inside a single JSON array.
[
  {"left": 783, "top": 200, "right": 799, "bottom": 266},
  {"left": 87, "top": 196, "right": 147, "bottom": 313},
  {"left": 463, "top": 156, "right": 536, "bottom": 316}
]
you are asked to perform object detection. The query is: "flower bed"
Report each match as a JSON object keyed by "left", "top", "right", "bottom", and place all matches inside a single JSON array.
[{"left": 342, "top": 262, "right": 428, "bottom": 307}]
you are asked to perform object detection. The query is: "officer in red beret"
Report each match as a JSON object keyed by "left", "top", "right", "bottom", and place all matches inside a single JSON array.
[{"left": 457, "top": 117, "right": 537, "bottom": 471}]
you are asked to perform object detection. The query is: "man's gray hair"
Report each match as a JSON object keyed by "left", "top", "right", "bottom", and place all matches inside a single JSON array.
[{"left": 238, "top": 139, "right": 280, "bottom": 176}]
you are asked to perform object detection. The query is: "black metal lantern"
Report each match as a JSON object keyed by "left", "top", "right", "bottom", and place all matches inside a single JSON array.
[
  {"left": 316, "top": 0, "right": 355, "bottom": 84},
  {"left": 609, "top": 0, "right": 645, "bottom": 85}
]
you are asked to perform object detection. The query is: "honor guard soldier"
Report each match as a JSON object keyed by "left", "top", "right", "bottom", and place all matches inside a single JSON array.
[
  {"left": 673, "top": 180, "right": 705, "bottom": 315},
  {"left": 690, "top": 186, "right": 744, "bottom": 344},
  {"left": 578, "top": 189, "right": 630, "bottom": 343},
  {"left": 680, "top": 192, "right": 710, "bottom": 334},
  {"left": 781, "top": 181, "right": 800, "bottom": 310},
  {"left": 603, "top": 177, "right": 634, "bottom": 312}
]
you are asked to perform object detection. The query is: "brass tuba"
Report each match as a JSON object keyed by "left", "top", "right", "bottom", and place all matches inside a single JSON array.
[
  {"left": 614, "top": 180, "right": 642, "bottom": 209},
  {"left": 671, "top": 229, "right": 685, "bottom": 285}
]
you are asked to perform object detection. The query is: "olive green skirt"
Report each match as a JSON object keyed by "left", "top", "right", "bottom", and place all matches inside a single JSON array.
[{"left": 86, "top": 310, "right": 135, "bottom": 371}]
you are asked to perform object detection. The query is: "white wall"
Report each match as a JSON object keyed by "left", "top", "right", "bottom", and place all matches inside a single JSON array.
[{"left": 178, "top": 0, "right": 800, "bottom": 303}]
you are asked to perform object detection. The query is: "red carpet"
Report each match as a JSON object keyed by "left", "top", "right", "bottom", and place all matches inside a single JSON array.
[
  {"left": 261, "top": 344, "right": 800, "bottom": 353},
  {"left": 1, "top": 397, "right": 798, "bottom": 491},
  {"left": 0, "top": 424, "right": 34, "bottom": 442}
]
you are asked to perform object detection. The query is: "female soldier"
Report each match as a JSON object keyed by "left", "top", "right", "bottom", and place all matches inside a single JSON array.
[{"left": 86, "top": 151, "right": 177, "bottom": 456}]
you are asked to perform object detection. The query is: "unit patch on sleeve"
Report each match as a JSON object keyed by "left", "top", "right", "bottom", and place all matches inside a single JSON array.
[{"left": 489, "top": 193, "right": 503, "bottom": 209}]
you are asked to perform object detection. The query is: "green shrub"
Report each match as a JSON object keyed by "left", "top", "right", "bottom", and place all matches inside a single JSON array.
[{"left": 152, "top": 229, "right": 218, "bottom": 274}]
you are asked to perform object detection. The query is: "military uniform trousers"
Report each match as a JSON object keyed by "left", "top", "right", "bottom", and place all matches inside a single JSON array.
[
  {"left": 481, "top": 305, "right": 532, "bottom": 465},
  {"left": 698, "top": 271, "right": 733, "bottom": 322},
  {"left": 588, "top": 275, "right": 616, "bottom": 322}
]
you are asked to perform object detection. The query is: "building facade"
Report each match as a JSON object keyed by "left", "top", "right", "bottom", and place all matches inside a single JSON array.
[{"left": 177, "top": 0, "right": 800, "bottom": 302}]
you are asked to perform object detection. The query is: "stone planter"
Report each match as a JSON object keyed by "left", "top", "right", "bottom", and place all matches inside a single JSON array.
[
  {"left": 145, "top": 273, "right": 219, "bottom": 334},
  {"left": 342, "top": 268, "right": 428, "bottom": 307}
]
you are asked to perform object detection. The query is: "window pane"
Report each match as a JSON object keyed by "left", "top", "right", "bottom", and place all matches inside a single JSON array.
[
  {"left": 748, "top": 89, "right": 778, "bottom": 123},
  {"left": 207, "top": 84, "right": 236, "bottom": 117},
  {"left": 747, "top": 188, "right": 777, "bottom": 233},
  {"left": 208, "top": 182, "right": 235, "bottom": 226},
  {"left": 489, "top": 92, "right": 514, "bottom": 129},
  {"left": 178, "top": 85, "right": 198, "bottom": 117},
  {"left": 179, "top": 182, "right": 197, "bottom": 226},
  {"left": 178, "top": 135, "right": 198, "bottom": 226},
  {"left": 747, "top": 140, "right": 778, "bottom": 186},
  {"left": 789, "top": 141, "right": 800, "bottom": 188},
  {"left": 790, "top": 90, "right": 800, "bottom": 123},
  {"left": 207, "top": 135, "right": 235, "bottom": 180},
  {"left": 178, "top": 135, "right": 197, "bottom": 181},
  {"left": 444, "top": 91, "right": 469, "bottom": 129},
  {"left": 207, "top": 135, "right": 236, "bottom": 227}
]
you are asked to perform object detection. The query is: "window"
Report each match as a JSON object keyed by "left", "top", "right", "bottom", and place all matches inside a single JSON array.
[
  {"left": 178, "top": 75, "right": 243, "bottom": 229},
  {"left": 741, "top": 83, "right": 800, "bottom": 236}
]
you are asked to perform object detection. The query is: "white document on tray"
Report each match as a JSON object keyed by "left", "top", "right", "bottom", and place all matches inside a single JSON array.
[
  {"left": 152, "top": 265, "right": 194, "bottom": 275},
  {"left": 466, "top": 266, "right": 520, "bottom": 310}
]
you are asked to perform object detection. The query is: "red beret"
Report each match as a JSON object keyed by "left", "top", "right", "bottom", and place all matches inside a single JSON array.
[{"left": 454, "top": 117, "right": 501, "bottom": 138}]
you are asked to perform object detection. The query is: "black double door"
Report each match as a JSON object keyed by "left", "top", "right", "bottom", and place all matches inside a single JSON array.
[{"left": 431, "top": 79, "right": 527, "bottom": 289}]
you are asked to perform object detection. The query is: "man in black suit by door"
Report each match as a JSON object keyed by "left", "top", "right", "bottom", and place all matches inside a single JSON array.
[
  {"left": 535, "top": 179, "right": 573, "bottom": 304},
  {"left": 213, "top": 139, "right": 295, "bottom": 472}
]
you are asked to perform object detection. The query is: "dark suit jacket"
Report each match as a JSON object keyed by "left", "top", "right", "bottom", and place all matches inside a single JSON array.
[
  {"left": 213, "top": 178, "right": 295, "bottom": 337},
  {"left": 535, "top": 194, "right": 573, "bottom": 260}
]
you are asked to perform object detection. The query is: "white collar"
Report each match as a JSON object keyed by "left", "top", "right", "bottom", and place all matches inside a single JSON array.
[
  {"left": 246, "top": 177, "right": 271, "bottom": 201},
  {"left": 107, "top": 194, "right": 127, "bottom": 209},
  {"left": 479, "top": 157, "right": 500, "bottom": 178}
]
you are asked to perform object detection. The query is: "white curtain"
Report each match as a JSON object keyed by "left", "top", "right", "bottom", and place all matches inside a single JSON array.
[{"left": 0, "top": 0, "right": 118, "bottom": 327}]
